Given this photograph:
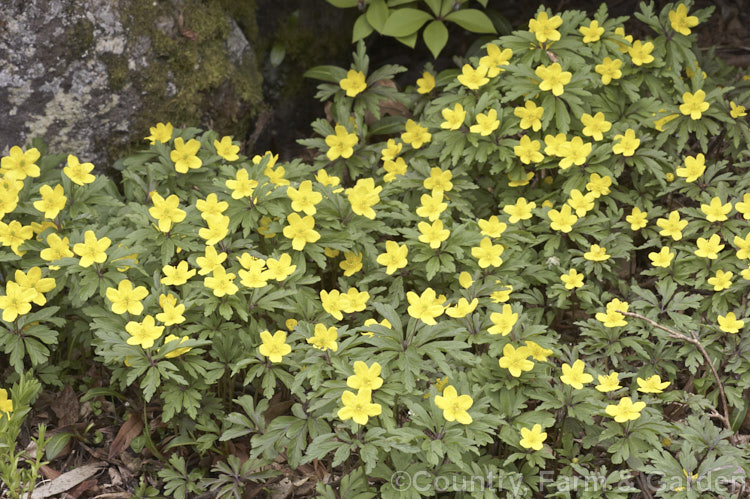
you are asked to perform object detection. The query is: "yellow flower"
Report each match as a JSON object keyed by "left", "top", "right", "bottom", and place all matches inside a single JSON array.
[
  {"left": 669, "top": 4, "right": 699, "bottom": 36},
  {"left": 488, "top": 304, "right": 518, "bottom": 336},
  {"left": 734, "top": 233, "right": 750, "bottom": 260},
  {"left": 170, "top": 138, "right": 202, "bottom": 174},
  {"left": 504, "top": 197, "right": 536, "bottom": 223},
  {"left": 407, "top": 288, "right": 445, "bottom": 325},
  {"left": 606, "top": 397, "right": 646, "bottom": 422},
  {"left": 145, "top": 122, "right": 173, "bottom": 144},
  {"left": 380, "top": 139, "right": 402, "bottom": 162},
  {"left": 558, "top": 137, "right": 591, "bottom": 169},
  {"left": 612, "top": 129, "right": 640, "bottom": 156},
  {"left": 519, "top": 424, "right": 547, "bottom": 450},
  {"left": 347, "top": 177, "right": 382, "bottom": 219},
  {"left": 676, "top": 153, "right": 706, "bottom": 182},
  {"left": 595, "top": 57, "right": 623, "bottom": 85},
  {"left": 528, "top": 11, "right": 562, "bottom": 44},
  {"left": 376, "top": 241, "right": 408, "bottom": 275},
  {"left": 338, "top": 389, "right": 381, "bottom": 425},
  {"left": 579, "top": 20, "right": 604, "bottom": 43},
  {"left": 441, "top": 103, "right": 466, "bottom": 130},
  {"left": 339, "top": 69, "right": 367, "bottom": 97},
  {"left": 584, "top": 244, "right": 609, "bottom": 262},
  {"left": 320, "top": 289, "right": 347, "bottom": 321},
  {"left": 196, "top": 193, "right": 228, "bottom": 220},
  {"left": 416, "top": 191, "right": 447, "bottom": 221},
  {"left": 1, "top": 146, "right": 41, "bottom": 179},
  {"left": 514, "top": 136, "right": 544, "bottom": 164},
  {"left": 544, "top": 133, "right": 567, "bottom": 156},
  {"left": 498, "top": 344, "right": 534, "bottom": 377},
  {"left": 287, "top": 180, "right": 322, "bottom": 216},
  {"left": 547, "top": 204, "right": 577, "bottom": 233},
  {"left": 237, "top": 255, "right": 268, "bottom": 288},
  {"left": 508, "top": 171, "right": 534, "bottom": 187},
  {"left": 325, "top": 125, "right": 358, "bottom": 161},
  {"left": 125, "top": 315, "right": 164, "bottom": 349},
  {"left": 707, "top": 270, "right": 732, "bottom": 291},
  {"left": 560, "top": 359, "right": 593, "bottom": 389},
  {"left": 514, "top": 101, "right": 544, "bottom": 132},
  {"left": 162, "top": 334, "right": 191, "bottom": 358},
  {"left": 470, "top": 109, "right": 500, "bottom": 136},
  {"left": 478, "top": 216, "right": 507, "bottom": 238},
  {"left": 106, "top": 279, "right": 149, "bottom": 315},
  {"left": 307, "top": 323, "right": 338, "bottom": 352},
  {"left": 560, "top": 269, "right": 584, "bottom": 289},
  {"left": 459, "top": 272, "right": 473, "bottom": 289},
  {"left": 259, "top": 330, "right": 292, "bottom": 363},
  {"left": 73, "top": 230, "right": 111, "bottom": 268},
  {"left": 596, "top": 308, "right": 627, "bottom": 328},
  {"left": 282, "top": 213, "right": 320, "bottom": 251},
  {"left": 523, "top": 341, "right": 553, "bottom": 361},
  {"left": 149, "top": 192, "right": 186, "bottom": 232},
  {"left": 0, "top": 388, "right": 13, "bottom": 415},
  {"left": 161, "top": 261, "right": 196, "bottom": 286},
  {"left": 479, "top": 44, "right": 513, "bottom": 77},
  {"left": 613, "top": 27, "right": 633, "bottom": 52},
  {"left": 736, "top": 193, "right": 750, "bottom": 220},
  {"left": 341, "top": 287, "right": 369, "bottom": 314},
  {"left": 339, "top": 251, "right": 363, "bottom": 277},
  {"left": 595, "top": 372, "right": 622, "bottom": 392},
  {"left": 347, "top": 361, "right": 383, "bottom": 390},
  {"left": 471, "top": 237, "right": 504, "bottom": 268},
  {"left": 586, "top": 173, "right": 612, "bottom": 198},
  {"left": 445, "top": 298, "right": 478, "bottom": 319},
  {"left": 40, "top": 233, "right": 73, "bottom": 266},
  {"left": 0, "top": 282, "right": 37, "bottom": 322},
  {"left": 457, "top": 64, "right": 489, "bottom": 90},
  {"left": 581, "top": 112, "right": 612, "bottom": 141},
  {"left": 214, "top": 136, "right": 239, "bottom": 161},
  {"left": 729, "top": 101, "right": 747, "bottom": 118},
  {"left": 626, "top": 207, "right": 648, "bottom": 230},
  {"left": 694, "top": 234, "right": 724, "bottom": 259},
  {"left": 435, "top": 386, "right": 473, "bottom": 425},
  {"left": 401, "top": 119, "right": 431, "bottom": 149},
  {"left": 535, "top": 63, "right": 572, "bottom": 96},
  {"left": 490, "top": 284, "right": 513, "bottom": 303},
  {"left": 416, "top": 71, "right": 435, "bottom": 94},
  {"left": 196, "top": 245, "right": 228, "bottom": 276},
  {"left": 636, "top": 375, "right": 671, "bottom": 394},
  {"left": 717, "top": 312, "right": 744, "bottom": 334},
  {"left": 700, "top": 197, "right": 732, "bottom": 222},
  {"left": 199, "top": 214, "right": 229, "bottom": 246},
  {"left": 266, "top": 253, "right": 296, "bottom": 281},
  {"left": 648, "top": 247, "right": 674, "bottom": 268},
  {"left": 383, "top": 157, "right": 407, "bottom": 182},
  {"left": 423, "top": 167, "right": 453, "bottom": 193},
  {"left": 156, "top": 294, "right": 186, "bottom": 326},
  {"left": 418, "top": 219, "right": 450, "bottom": 249},
  {"left": 657, "top": 211, "right": 688, "bottom": 241},
  {"left": 680, "top": 90, "right": 710, "bottom": 120},
  {"left": 628, "top": 40, "right": 654, "bottom": 66},
  {"left": 204, "top": 267, "right": 238, "bottom": 297},
  {"left": 33, "top": 184, "right": 66, "bottom": 220}
]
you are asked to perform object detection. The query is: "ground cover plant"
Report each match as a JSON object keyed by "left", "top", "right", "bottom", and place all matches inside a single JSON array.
[{"left": 1, "top": 1, "right": 750, "bottom": 497}]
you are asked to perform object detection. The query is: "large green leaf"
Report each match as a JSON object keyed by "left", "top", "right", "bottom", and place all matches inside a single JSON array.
[
  {"left": 381, "top": 8, "right": 433, "bottom": 37},
  {"left": 423, "top": 20, "right": 448, "bottom": 58},
  {"left": 445, "top": 9, "right": 497, "bottom": 34}
]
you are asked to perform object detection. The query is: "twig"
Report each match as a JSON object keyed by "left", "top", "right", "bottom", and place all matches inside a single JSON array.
[{"left": 622, "top": 312, "right": 734, "bottom": 438}]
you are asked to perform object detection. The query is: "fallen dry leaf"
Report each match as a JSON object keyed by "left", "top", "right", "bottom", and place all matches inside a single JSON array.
[
  {"left": 52, "top": 385, "right": 80, "bottom": 428},
  {"left": 107, "top": 413, "right": 143, "bottom": 460},
  {"left": 28, "top": 462, "right": 104, "bottom": 499}
]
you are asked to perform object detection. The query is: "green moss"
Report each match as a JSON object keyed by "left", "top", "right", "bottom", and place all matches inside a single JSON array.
[
  {"left": 107, "top": 0, "right": 263, "bottom": 163},
  {"left": 65, "top": 19, "right": 95, "bottom": 59},
  {"left": 102, "top": 54, "right": 129, "bottom": 91}
]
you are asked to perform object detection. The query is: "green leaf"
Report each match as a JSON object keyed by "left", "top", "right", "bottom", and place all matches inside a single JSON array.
[
  {"left": 424, "top": 0, "right": 441, "bottom": 16},
  {"left": 381, "top": 8, "right": 433, "bottom": 37},
  {"left": 366, "top": 0, "right": 389, "bottom": 33},
  {"left": 396, "top": 31, "right": 419, "bottom": 48},
  {"left": 303, "top": 65, "right": 348, "bottom": 83},
  {"left": 444, "top": 9, "right": 496, "bottom": 34},
  {"left": 423, "top": 20, "right": 448, "bottom": 58},
  {"left": 269, "top": 42, "right": 285, "bottom": 67},
  {"left": 352, "top": 14, "right": 374, "bottom": 42},
  {"left": 326, "top": 0, "right": 359, "bottom": 6}
]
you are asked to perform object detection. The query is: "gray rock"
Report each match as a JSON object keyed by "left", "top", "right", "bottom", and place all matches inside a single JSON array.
[{"left": 0, "top": 0, "right": 263, "bottom": 170}]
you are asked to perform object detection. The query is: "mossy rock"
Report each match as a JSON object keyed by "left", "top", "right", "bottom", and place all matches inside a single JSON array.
[{"left": 0, "top": 0, "right": 263, "bottom": 173}]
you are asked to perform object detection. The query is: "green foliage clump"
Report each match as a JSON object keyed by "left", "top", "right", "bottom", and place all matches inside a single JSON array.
[{"left": 1, "top": 1, "right": 750, "bottom": 497}]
